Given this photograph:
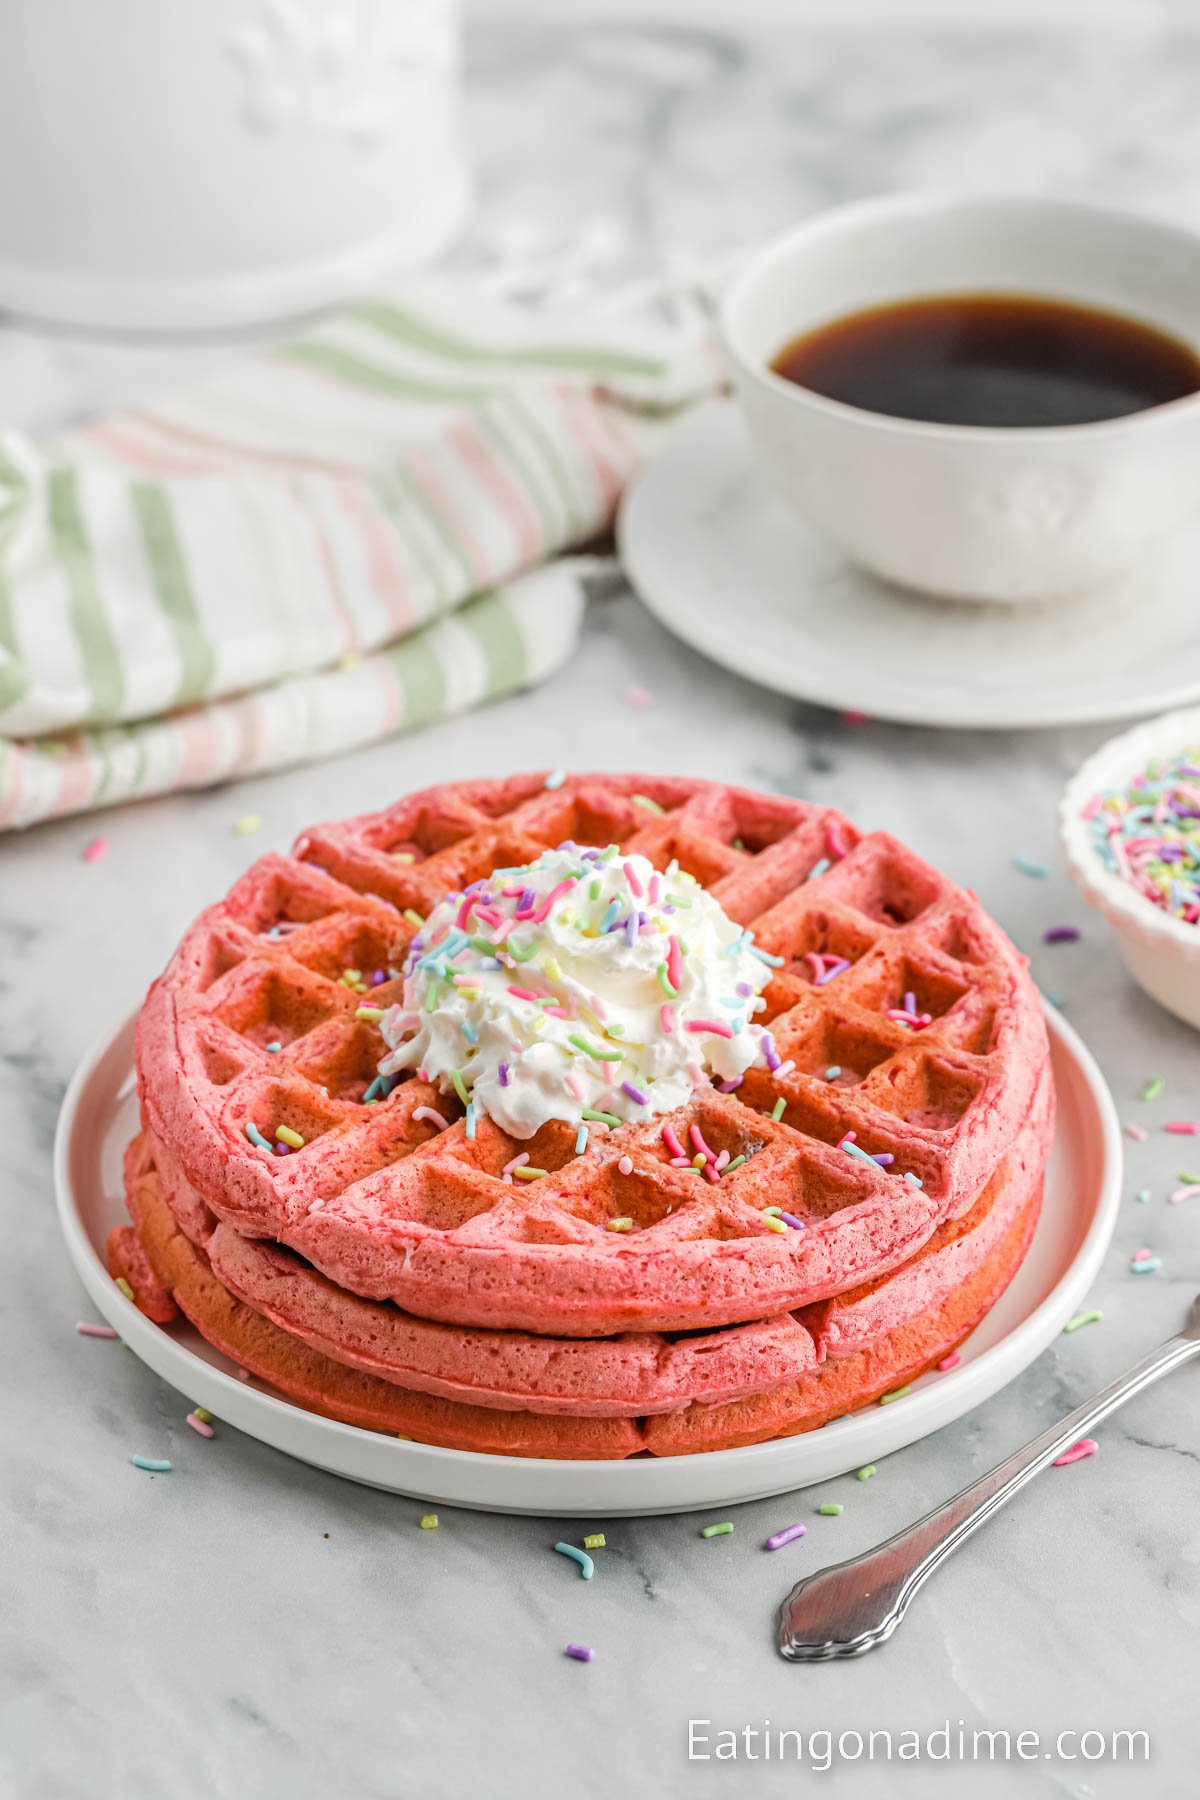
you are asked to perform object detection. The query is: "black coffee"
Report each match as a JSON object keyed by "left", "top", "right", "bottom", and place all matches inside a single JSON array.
[{"left": 770, "top": 292, "right": 1200, "bottom": 428}]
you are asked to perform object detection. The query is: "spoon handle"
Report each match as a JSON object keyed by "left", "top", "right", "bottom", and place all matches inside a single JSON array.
[{"left": 779, "top": 1332, "right": 1200, "bottom": 1661}]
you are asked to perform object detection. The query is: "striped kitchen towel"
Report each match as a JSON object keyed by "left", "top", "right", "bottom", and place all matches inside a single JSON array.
[{"left": 0, "top": 275, "right": 719, "bottom": 829}]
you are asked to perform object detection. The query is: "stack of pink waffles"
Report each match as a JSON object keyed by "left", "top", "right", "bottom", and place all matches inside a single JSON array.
[{"left": 112, "top": 774, "right": 1053, "bottom": 1459}]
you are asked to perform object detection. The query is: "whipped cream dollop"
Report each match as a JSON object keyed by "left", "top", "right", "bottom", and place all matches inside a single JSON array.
[{"left": 378, "top": 844, "right": 780, "bottom": 1139}]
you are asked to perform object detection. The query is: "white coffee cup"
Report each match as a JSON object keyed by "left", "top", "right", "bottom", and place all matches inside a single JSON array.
[{"left": 721, "top": 194, "right": 1200, "bottom": 604}]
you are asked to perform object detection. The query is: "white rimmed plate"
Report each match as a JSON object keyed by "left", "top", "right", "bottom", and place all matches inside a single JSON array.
[
  {"left": 618, "top": 398, "right": 1200, "bottom": 730},
  {"left": 54, "top": 1005, "right": 1119, "bottom": 1516}
]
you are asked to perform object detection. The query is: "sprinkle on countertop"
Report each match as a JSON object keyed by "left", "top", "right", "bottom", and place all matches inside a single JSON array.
[
  {"left": 765, "top": 1523, "right": 807, "bottom": 1550},
  {"left": 554, "top": 1542, "right": 594, "bottom": 1578}
]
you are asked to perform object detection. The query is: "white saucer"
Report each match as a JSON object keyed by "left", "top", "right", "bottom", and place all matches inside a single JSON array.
[
  {"left": 54, "top": 1006, "right": 1119, "bottom": 1518},
  {"left": 618, "top": 398, "right": 1200, "bottom": 730}
]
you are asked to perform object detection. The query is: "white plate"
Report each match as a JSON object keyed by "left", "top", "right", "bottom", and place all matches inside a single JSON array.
[
  {"left": 55, "top": 1006, "right": 1119, "bottom": 1517},
  {"left": 618, "top": 399, "right": 1200, "bottom": 731}
]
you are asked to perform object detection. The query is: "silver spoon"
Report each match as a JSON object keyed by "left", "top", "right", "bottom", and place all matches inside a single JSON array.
[{"left": 779, "top": 1293, "right": 1200, "bottom": 1661}]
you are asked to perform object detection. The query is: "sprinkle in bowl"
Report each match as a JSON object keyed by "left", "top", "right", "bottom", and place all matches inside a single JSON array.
[{"left": 1059, "top": 705, "right": 1200, "bottom": 1028}]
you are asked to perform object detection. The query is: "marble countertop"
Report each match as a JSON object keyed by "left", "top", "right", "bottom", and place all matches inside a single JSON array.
[{"left": 5, "top": 16, "right": 1200, "bottom": 1799}]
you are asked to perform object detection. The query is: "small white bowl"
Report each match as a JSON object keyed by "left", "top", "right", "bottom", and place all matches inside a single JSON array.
[
  {"left": 721, "top": 195, "right": 1200, "bottom": 604},
  {"left": 1059, "top": 706, "right": 1200, "bottom": 1029}
]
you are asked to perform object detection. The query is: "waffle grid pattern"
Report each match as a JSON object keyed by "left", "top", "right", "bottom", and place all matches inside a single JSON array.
[{"left": 135, "top": 775, "right": 1047, "bottom": 1334}]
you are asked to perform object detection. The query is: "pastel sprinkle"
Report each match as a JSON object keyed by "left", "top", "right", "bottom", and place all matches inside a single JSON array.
[
  {"left": 413, "top": 1106, "right": 450, "bottom": 1132},
  {"left": 575, "top": 1123, "right": 588, "bottom": 1154},
  {"left": 1170, "top": 1184, "right": 1200, "bottom": 1204},
  {"left": 581, "top": 1106, "right": 621, "bottom": 1129},
  {"left": 624, "top": 685, "right": 654, "bottom": 709},
  {"left": 265, "top": 1041, "right": 282, "bottom": 1053},
  {"left": 82, "top": 835, "right": 108, "bottom": 863},
  {"left": 234, "top": 813, "right": 261, "bottom": 836},
  {"left": 76, "top": 1322, "right": 119, "bottom": 1339},
  {"left": 856, "top": 1465, "right": 877, "bottom": 1481},
  {"left": 565, "top": 1644, "right": 595, "bottom": 1662},
  {"left": 465, "top": 1102, "right": 476, "bottom": 1140},
  {"left": 420, "top": 1514, "right": 439, "bottom": 1529},
  {"left": 937, "top": 1351, "right": 961, "bottom": 1371},
  {"left": 1125, "top": 1123, "right": 1149, "bottom": 1141},
  {"left": 568, "top": 1031, "right": 621, "bottom": 1062},
  {"left": 878, "top": 1386, "right": 911, "bottom": 1404},
  {"left": 1084, "top": 744, "right": 1200, "bottom": 923},
  {"left": 770, "top": 1097, "right": 786, "bottom": 1122},
  {"left": 554, "top": 1542, "right": 595, "bottom": 1579},
  {"left": 1141, "top": 1076, "right": 1164, "bottom": 1101},
  {"left": 450, "top": 1069, "right": 470, "bottom": 1106},
  {"left": 186, "top": 1412, "right": 214, "bottom": 1438},
  {"left": 1042, "top": 925, "right": 1080, "bottom": 943},
  {"left": 807, "top": 857, "right": 831, "bottom": 881},
  {"left": 1013, "top": 854, "right": 1047, "bottom": 877},
  {"left": 114, "top": 1277, "right": 135, "bottom": 1301},
  {"left": 1053, "top": 1438, "right": 1098, "bottom": 1467},
  {"left": 1130, "top": 1253, "right": 1161, "bottom": 1274},
  {"left": 655, "top": 962, "right": 680, "bottom": 999},
  {"left": 244, "top": 1121, "right": 273, "bottom": 1151},
  {"left": 502, "top": 1152, "right": 530, "bottom": 1180},
  {"left": 513, "top": 1165, "right": 548, "bottom": 1181},
  {"left": 631, "top": 794, "right": 664, "bottom": 814},
  {"left": 274, "top": 1125, "right": 304, "bottom": 1150},
  {"left": 1135, "top": 1187, "right": 1151, "bottom": 1203},
  {"left": 765, "top": 1523, "right": 807, "bottom": 1550},
  {"left": 1165, "top": 1121, "right": 1200, "bottom": 1134},
  {"left": 824, "top": 1065, "right": 842, "bottom": 1080},
  {"left": 544, "top": 770, "right": 566, "bottom": 789},
  {"left": 403, "top": 908, "right": 425, "bottom": 929},
  {"left": 131, "top": 1456, "right": 171, "bottom": 1473},
  {"left": 607, "top": 1217, "right": 633, "bottom": 1232},
  {"left": 818, "top": 1503, "right": 844, "bottom": 1516},
  {"left": 618, "top": 1155, "right": 634, "bottom": 1175},
  {"left": 700, "top": 1522, "right": 734, "bottom": 1538},
  {"left": 1063, "top": 1309, "right": 1103, "bottom": 1333}
]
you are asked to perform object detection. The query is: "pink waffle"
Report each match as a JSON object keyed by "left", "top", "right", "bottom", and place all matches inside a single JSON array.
[
  {"left": 114, "top": 1135, "right": 1043, "bottom": 1458},
  {"left": 135, "top": 774, "right": 1051, "bottom": 1335},
  {"left": 129, "top": 1052, "right": 1049, "bottom": 1417}
]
